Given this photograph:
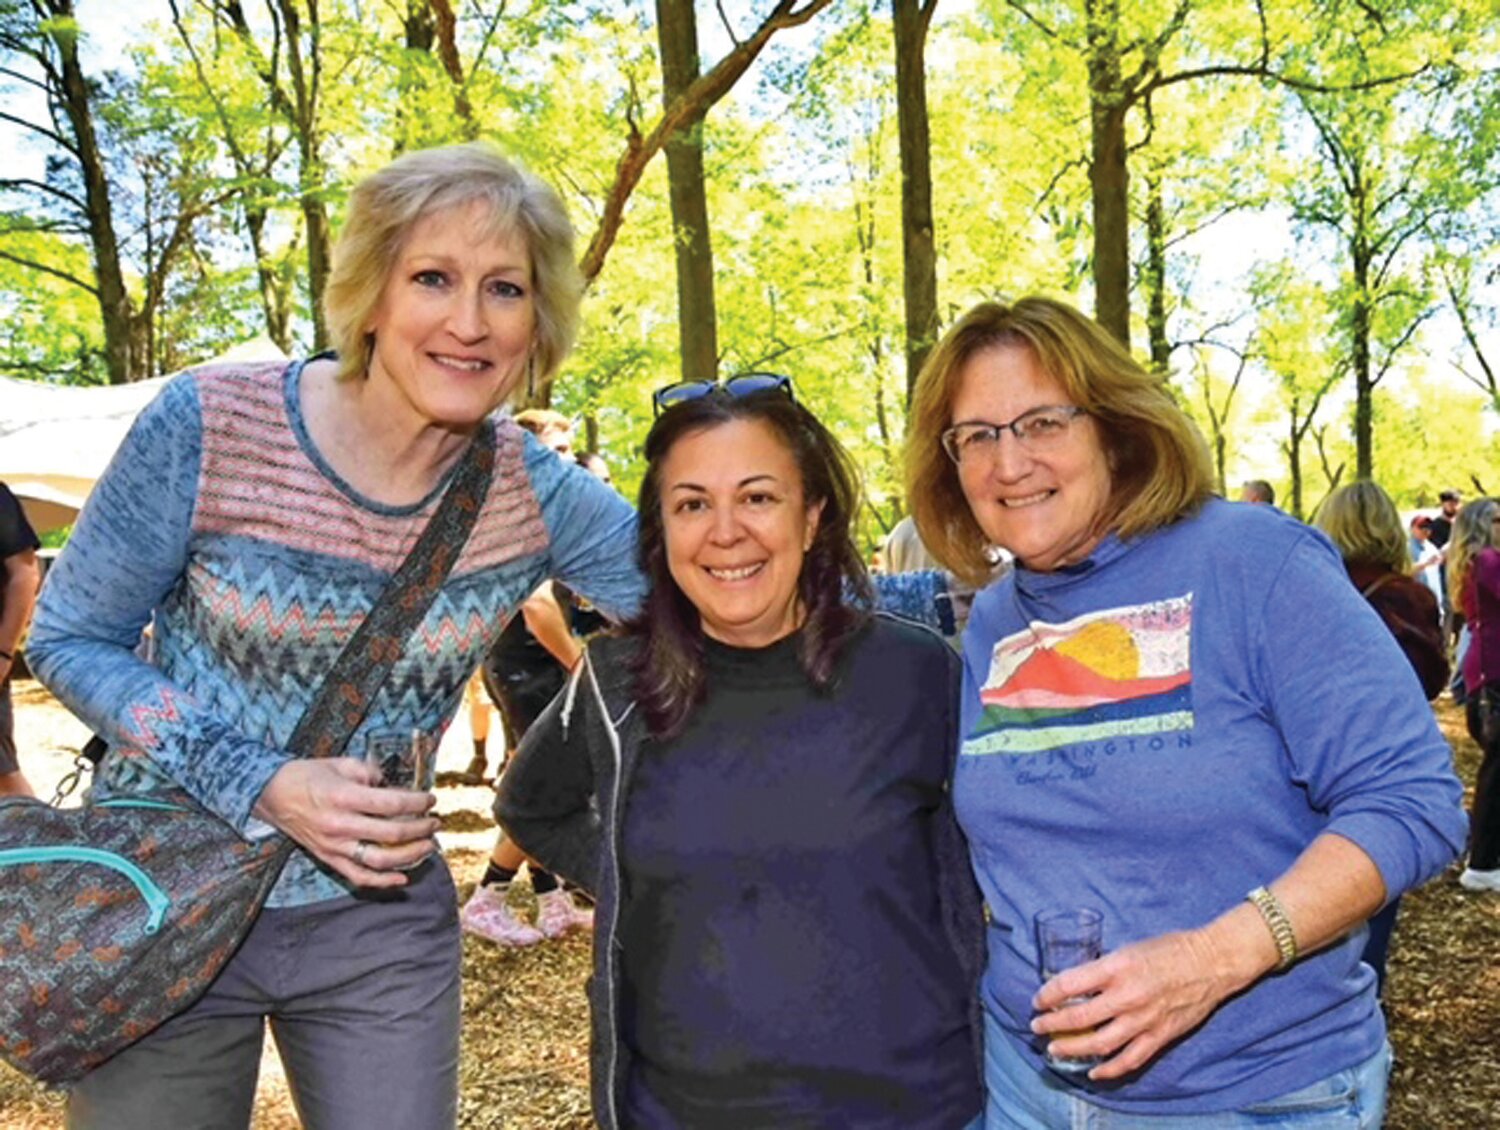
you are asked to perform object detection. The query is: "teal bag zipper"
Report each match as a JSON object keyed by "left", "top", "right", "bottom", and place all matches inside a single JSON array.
[
  {"left": 93, "top": 798, "right": 189, "bottom": 813},
  {"left": 0, "top": 847, "right": 170, "bottom": 933}
]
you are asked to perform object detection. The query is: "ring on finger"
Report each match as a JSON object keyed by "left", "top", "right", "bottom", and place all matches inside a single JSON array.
[{"left": 352, "top": 839, "right": 372, "bottom": 867}]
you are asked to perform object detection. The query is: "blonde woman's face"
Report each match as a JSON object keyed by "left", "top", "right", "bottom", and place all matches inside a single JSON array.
[{"left": 365, "top": 202, "right": 535, "bottom": 431}]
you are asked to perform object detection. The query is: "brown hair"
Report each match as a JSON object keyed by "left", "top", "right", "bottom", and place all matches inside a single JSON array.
[
  {"left": 904, "top": 296, "right": 1214, "bottom": 584},
  {"left": 629, "top": 387, "right": 871, "bottom": 739}
]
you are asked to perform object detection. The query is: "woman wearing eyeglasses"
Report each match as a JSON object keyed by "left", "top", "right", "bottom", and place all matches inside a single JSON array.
[
  {"left": 905, "top": 297, "right": 1465, "bottom": 1128},
  {"left": 495, "top": 376, "right": 986, "bottom": 1130}
]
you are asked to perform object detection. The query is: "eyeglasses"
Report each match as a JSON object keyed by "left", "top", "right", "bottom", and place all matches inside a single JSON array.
[
  {"left": 652, "top": 372, "right": 794, "bottom": 417},
  {"left": 941, "top": 405, "right": 1086, "bottom": 465}
]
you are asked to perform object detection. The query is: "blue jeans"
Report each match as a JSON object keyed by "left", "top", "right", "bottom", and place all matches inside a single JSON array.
[{"left": 983, "top": 1009, "right": 1390, "bottom": 1129}]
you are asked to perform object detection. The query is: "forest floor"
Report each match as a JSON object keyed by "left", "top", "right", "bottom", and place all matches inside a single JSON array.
[{"left": 0, "top": 681, "right": 1496, "bottom": 1129}]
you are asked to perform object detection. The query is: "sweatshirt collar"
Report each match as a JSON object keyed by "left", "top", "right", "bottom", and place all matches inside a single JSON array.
[{"left": 1012, "top": 531, "right": 1135, "bottom": 601}]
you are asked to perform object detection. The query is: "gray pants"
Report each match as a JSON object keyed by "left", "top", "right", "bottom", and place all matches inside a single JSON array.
[{"left": 67, "top": 857, "right": 461, "bottom": 1130}]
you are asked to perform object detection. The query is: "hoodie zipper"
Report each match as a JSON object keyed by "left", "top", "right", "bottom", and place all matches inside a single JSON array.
[{"left": 594, "top": 653, "right": 627, "bottom": 1130}]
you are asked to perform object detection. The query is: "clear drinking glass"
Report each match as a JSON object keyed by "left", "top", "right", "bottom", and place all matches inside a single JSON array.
[
  {"left": 1034, "top": 906, "right": 1104, "bottom": 1074},
  {"left": 364, "top": 728, "right": 434, "bottom": 796}
]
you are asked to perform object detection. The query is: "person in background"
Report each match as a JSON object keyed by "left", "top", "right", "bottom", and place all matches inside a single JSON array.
[
  {"left": 1430, "top": 489, "right": 1461, "bottom": 550},
  {"left": 497, "top": 375, "right": 985, "bottom": 1130},
  {"left": 905, "top": 296, "right": 1466, "bottom": 1127},
  {"left": 459, "top": 408, "right": 581, "bottom": 786},
  {"left": 1238, "top": 479, "right": 1275, "bottom": 506},
  {"left": 1314, "top": 480, "right": 1449, "bottom": 993},
  {"left": 1409, "top": 514, "right": 1445, "bottom": 617},
  {"left": 1447, "top": 497, "right": 1500, "bottom": 894},
  {"left": 883, "top": 513, "right": 942, "bottom": 574},
  {"left": 1431, "top": 489, "right": 1462, "bottom": 642},
  {"left": 26, "top": 142, "right": 642, "bottom": 1130},
  {"left": 513, "top": 407, "right": 575, "bottom": 457},
  {"left": 458, "top": 438, "right": 606, "bottom": 946},
  {"left": 0, "top": 481, "right": 41, "bottom": 798},
  {"left": 575, "top": 451, "right": 613, "bottom": 486}
]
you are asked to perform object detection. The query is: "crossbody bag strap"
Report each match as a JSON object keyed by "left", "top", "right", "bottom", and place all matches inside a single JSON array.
[{"left": 287, "top": 430, "right": 496, "bottom": 760}]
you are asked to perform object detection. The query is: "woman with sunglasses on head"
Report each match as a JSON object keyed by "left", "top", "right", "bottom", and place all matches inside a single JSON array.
[
  {"left": 904, "top": 296, "right": 1465, "bottom": 1128},
  {"left": 496, "top": 374, "right": 986, "bottom": 1130}
]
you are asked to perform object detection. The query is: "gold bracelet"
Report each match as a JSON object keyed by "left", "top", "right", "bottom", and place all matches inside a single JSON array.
[{"left": 1247, "top": 886, "right": 1298, "bottom": 971}]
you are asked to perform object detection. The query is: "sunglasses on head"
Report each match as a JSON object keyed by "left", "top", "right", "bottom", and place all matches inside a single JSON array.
[{"left": 651, "top": 372, "right": 795, "bottom": 417}]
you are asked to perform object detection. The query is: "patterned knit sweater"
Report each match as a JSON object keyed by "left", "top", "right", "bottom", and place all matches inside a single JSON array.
[{"left": 28, "top": 360, "right": 643, "bottom": 906}]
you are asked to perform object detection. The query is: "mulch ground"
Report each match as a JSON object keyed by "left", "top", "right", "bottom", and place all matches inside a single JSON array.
[{"left": 0, "top": 685, "right": 1495, "bottom": 1128}]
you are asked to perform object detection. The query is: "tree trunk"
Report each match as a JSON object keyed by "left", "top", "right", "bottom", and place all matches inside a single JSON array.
[
  {"left": 275, "top": 0, "right": 332, "bottom": 349},
  {"left": 656, "top": 0, "right": 719, "bottom": 383},
  {"left": 1351, "top": 247, "right": 1373, "bottom": 479},
  {"left": 247, "top": 207, "right": 294, "bottom": 351},
  {"left": 577, "top": 0, "right": 833, "bottom": 287},
  {"left": 856, "top": 154, "right": 896, "bottom": 514},
  {"left": 46, "top": 0, "right": 135, "bottom": 383},
  {"left": 893, "top": 0, "right": 938, "bottom": 405},
  {"left": 1085, "top": 0, "right": 1130, "bottom": 348},
  {"left": 1286, "top": 408, "right": 1303, "bottom": 520},
  {"left": 427, "top": 0, "right": 477, "bottom": 137},
  {"left": 1144, "top": 171, "right": 1169, "bottom": 377}
]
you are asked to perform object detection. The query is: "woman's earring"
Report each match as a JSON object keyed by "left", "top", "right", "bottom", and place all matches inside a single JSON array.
[{"left": 526, "top": 355, "right": 536, "bottom": 401}]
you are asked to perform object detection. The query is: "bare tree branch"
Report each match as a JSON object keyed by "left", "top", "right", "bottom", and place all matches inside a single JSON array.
[
  {"left": 0, "top": 177, "right": 87, "bottom": 211},
  {"left": 1001, "top": 0, "right": 1072, "bottom": 48},
  {"left": 0, "top": 64, "right": 51, "bottom": 96},
  {"left": 0, "top": 246, "right": 98, "bottom": 294},
  {"left": 578, "top": 0, "right": 833, "bottom": 284},
  {"left": 714, "top": 0, "right": 742, "bottom": 48},
  {"left": 0, "top": 109, "right": 76, "bottom": 154},
  {"left": 1369, "top": 305, "right": 1433, "bottom": 389}
]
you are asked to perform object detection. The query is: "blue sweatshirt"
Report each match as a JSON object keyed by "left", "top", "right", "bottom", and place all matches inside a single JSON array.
[{"left": 956, "top": 498, "right": 1466, "bottom": 1114}]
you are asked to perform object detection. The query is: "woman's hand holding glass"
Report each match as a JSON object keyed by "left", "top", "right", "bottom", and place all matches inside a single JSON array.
[
  {"left": 253, "top": 757, "right": 439, "bottom": 889},
  {"left": 1031, "top": 921, "right": 1263, "bottom": 1081}
]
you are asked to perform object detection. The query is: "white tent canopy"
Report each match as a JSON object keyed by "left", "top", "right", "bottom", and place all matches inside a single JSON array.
[{"left": 1, "top": 335, "right": 288, "bottom": 532}]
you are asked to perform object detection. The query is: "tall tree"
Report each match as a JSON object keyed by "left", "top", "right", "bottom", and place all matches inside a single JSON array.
[
  {"left": 577, "top": 0, "right": 833, "bottom": 285},
  {"left": 656, "top": 0, "right": 718, "bottom": 383},
  {"left": 167, "top": 0, "right": 296, "bottom": 352},
  {"left": 1436, "top": 246, "right": 1499, "bottom": 414},
  {"left": 1, "top": 0, "right": 134, "bottom": 382},
  {"left": 892, "top": 0, "right": 938, "bottom": 402},
  {"left": 425, "top": 0, "right": 478, "bottom": 137},
  {"left": 209, "top": 0, "right": 335, "bottom": 348},
  {"left": 1255, "top": 265, "right": 1343, "bottom": 519},
  {"left": 997, "top": 0, "right": 1426, "bottom": 347},
  {"left": 1292, "top": 65, "right": 1467, "bottom": 478},
  {"left": 1184, "top": 332, "right": 1251, "bottom": 495}
]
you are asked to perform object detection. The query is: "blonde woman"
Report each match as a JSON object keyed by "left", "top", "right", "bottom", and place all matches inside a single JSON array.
[
  {"left": 1314, "top": 483, "right": 1448, "bottom": 700},
  {"left": 1314, "top": 481, "right": 1449, "bottom": 992},
  {"left": 1448, "top": 497, "right": 1500, "bottom": 892},
  {"left": 28, "top": 143, "right": 641, "bottom": 1130}
]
